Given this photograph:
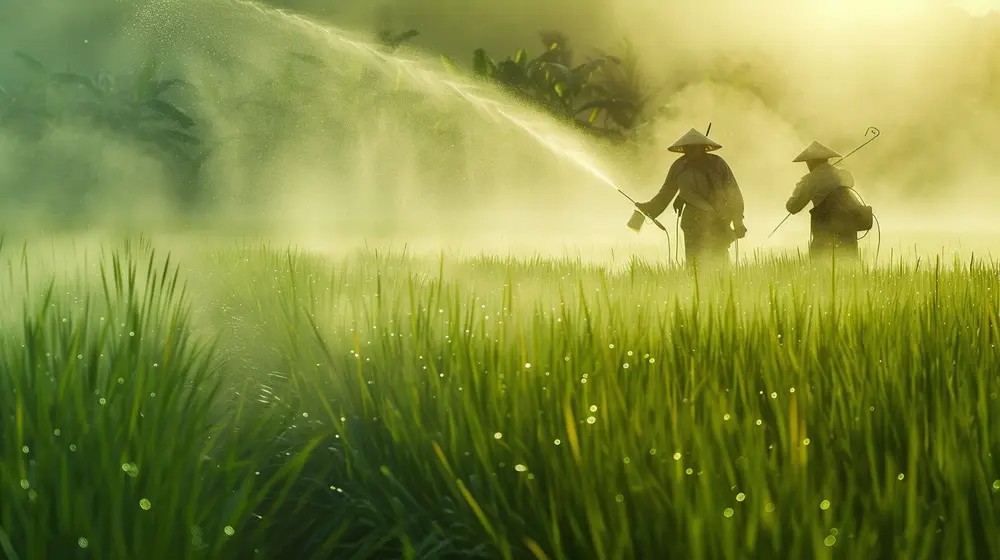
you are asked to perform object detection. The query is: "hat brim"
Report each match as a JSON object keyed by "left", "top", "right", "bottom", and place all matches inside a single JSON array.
[{"left": 669, "top": 144, "right": 722, "bottom": 153}]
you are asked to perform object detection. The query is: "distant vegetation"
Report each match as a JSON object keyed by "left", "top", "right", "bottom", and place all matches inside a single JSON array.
[
  {"left": 0, "top": 52, "right": 209, "bottom": 210},
  {"left": 442, "top": 31, "right": 650, "bottom": 141}
]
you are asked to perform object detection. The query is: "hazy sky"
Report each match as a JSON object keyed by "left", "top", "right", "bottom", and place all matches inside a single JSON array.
[{"left": 2, "top": 0, "right": 998, "bottom": 256}]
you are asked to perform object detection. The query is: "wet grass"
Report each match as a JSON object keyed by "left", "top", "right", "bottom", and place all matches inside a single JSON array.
[{"left": 2, "top": 239, "right": 999, "bottom": 559}]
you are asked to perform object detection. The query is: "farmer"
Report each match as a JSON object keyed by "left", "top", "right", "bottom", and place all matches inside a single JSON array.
[
  {"left": 785, "top": 141, "right": 872, "bottom": 261},
  {"left": 635, "top": 128, "right": 746, "bottom": 270}
]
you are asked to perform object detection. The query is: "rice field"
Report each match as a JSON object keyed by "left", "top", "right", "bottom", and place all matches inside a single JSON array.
[{"left": 2, "top": 236, "right": 999, "bottom": 559}]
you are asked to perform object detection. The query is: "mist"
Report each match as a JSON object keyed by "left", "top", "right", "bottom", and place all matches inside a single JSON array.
[{"left": 2, "top": 0, "right": 998, "bottom": 260}]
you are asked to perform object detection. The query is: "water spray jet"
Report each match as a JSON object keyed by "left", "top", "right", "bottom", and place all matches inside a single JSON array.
[{"left": 230, "top": 0, "right": 659, "bottom": 246}]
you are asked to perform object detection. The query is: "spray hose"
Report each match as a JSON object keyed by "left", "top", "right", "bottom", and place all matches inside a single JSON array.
[{"left": 846, "top": 187, "right": 882, "bottom": 264}]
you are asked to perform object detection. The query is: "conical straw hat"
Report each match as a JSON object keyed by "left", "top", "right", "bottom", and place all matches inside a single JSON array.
[
  {"left": 668, "top": 128, "right": 722, "bottom": 153},
  {"left": 793, "top": 141, "right": 841, "bottom": 162}
]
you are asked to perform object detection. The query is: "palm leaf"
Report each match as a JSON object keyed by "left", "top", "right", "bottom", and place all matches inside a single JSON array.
[
  {"left": 572, "top": 56, "right": 619, "bottom": 78},
  {"left": 574, "top": 98, "right": 636, "bottom": 115},
  {"left": 472, "top": 49, "right": 495, "bottom": 77},
  {"left": 440, "top": 55, "right": 462, "bottom": 76},
  {"left": 133, "top": 59, "right": 159, "bottom": 101},
  {"left": 152, "top": 79, "right": 192, "bottom": 96},
  {"left": 13, "top": 51, "right": 46, "bottom": 74},
  {"left": 390, "top": 29, "right": 419, "bottom": 47},
  {"left": 50, "top": 72, "right": 100, "bottom": 94},
  {"left": 158, "top": 129, "right": 202, "bottom": 146},
  {"left": 145, "top": 99, "right": 195, "bottom": 128},
  {"left": 514, "top": 49, "right": 528, "bottom": 67}
]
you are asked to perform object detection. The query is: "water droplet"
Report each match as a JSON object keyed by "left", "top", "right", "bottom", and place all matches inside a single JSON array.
[
  {"left": 19, "top": 479, "right": 29, "bottom": 490},
  {"left": 755, "top": 419, "right": 762, "bottom": 426},
  {"left": 685, "top": 468, "right": 693, "bottom": 475},
  {"left": 770, "top": 392, "right": 778, "bottom": 399},
  {"left": 820, "top": 499, "right": 831, "bottom": 510},
  {"left": 53, "top": 429, "right": 60, "bottom": 436},
  {"left": 524, "top": 363, "right": 531, "bottom": 369},
  {"left": 493, "top": 432, "right": 503, "bottom": 440},
  {"left": 723, "top": 414, "right": 731, "bottom": 421},
  {"left": 623, "top": 457, "right": 631, "bottom": 465},
  {"left": 803, "top": 438, "right": 811, "bottom": 446},
  {"left": 673, "top": 452, "right": 682, "bottom": 461},
  {"left": 623, "top": 363, "right": 630, "bottom": 369},
  {"left": 554, "top": 439, "right": 561, "bottom": 445},
  {"left": 69, "top": 444, "right": 77, "bottom": 452},
  {"left": 824, "top": 535, "right": 837, "bottom": 547},
  {"left": 78, "top": 538, "right": 89, "bottom": 549},
  {"left": 723, "top": 508, "right": 735, "bottom": 518},
  {"left": 21, "top": 446, "right": 28, "bottom": 454},
  {"left": 897, "top": 473, "right": 905, "bottom": 481},
  {"left": 615, "top": 494, "right": 624, "bottom": 503},
  {"left": 224, "top": 526, "right": 235, "bottom": 536},
  {"left": 589, "top": 405, "right": 598, "bottom": 412},
  {"left": 993, "top": 480, "right": 1000, "bottom": 491},
  {"left": 765, "top": 503, "right": 776, "bottom": 512},
  {"left": 608, "top": 344, "right": 615, "bottom": 349},
  {"left": 139, "top": 498, "right": 151, "bottom": 510},
  {"left": 586, "top": 416, "right": 596, "bottom": 424},
  {"left": 514, "top": 464, "right": 528, "bottom": 472},
  {"left": 736, "top": 492, "right": 746, "bottom": 502},
  {"left": 99, "top": 398, "right": 107, "bottom": 405}
]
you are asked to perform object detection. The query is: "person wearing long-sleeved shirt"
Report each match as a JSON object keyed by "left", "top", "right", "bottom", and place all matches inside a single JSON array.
[
  {"left": 786, "top": 141, "right": 869, "bottom": 261},
  {"left": 635, "top": 128, "right": 746, "bottom": 270}
]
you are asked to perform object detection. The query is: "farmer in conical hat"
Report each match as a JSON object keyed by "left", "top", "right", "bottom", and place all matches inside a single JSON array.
[
  {"left": 785, "top": 141, "right": 872, "bottom": 261},
  {"left": 635, "top": 128, "right": 746, "bottom": 270}
]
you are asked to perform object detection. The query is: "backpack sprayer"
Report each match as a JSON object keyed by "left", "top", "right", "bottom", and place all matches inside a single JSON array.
[{"left": 766, "top": 126, "right": 881, "bottom": 244}]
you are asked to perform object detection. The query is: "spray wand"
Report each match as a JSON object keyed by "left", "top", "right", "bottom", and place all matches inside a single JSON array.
[
  {"left": 625, "top": 123, "right": 716, "bottom": 259},
  {"left": 766, "top": 126, "right": 881, "bottom": 241}
]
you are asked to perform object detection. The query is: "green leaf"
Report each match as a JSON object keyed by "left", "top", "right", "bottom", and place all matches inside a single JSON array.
[
  {"left": 50, "top": 72, "right": 100, "bottom": 94},
  {"left": 440, "top": 55, "right": 462, "bottom": 76},
  {"left": 133, "top": 60, "right": 160, "bottom": 102},
  {"left": 390, "top": 29, "right": 419, "bottom": 47},
  {"left": 145, "top": 99, "right": 195, "bottom": 128},
  {"left": 472, "top": 49, "right": 494, "bottom": 77},
  {"left": 13, "top": 51, "right": 46, "bottom": 74},
  {"left": 152, "top": 79, "right": 192, "bottom": 97},
  {"left": 572, "top": 56, "right": 618, "bottom": 78},
  {"left": 158, "top": 129, "right": 202, "bottom": 145}
]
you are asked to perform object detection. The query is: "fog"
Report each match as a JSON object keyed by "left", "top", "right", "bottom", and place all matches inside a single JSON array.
[{"left": 1, "top": 0, "right": 998, "bottom": 261}]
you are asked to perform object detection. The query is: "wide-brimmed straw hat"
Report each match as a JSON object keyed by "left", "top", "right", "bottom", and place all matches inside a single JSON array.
[
  {"left": 668, "top": 128, "right": 722, "bottom": 153},
  {"left": 793, "top": 141, "right": 841, "bottom": 162}
]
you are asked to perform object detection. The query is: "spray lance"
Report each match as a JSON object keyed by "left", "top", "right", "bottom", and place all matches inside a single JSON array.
[{"left": 766, "top": 126, "right": 881, "bottom": 241}]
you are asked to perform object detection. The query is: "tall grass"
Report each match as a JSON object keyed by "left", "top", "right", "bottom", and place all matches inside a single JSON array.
[
  {"left": 3, "top": 239, "right": 1000, "bottom": 559},
  {"left": 0, "top": 239, "right": 322, "bottom": 559}
]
